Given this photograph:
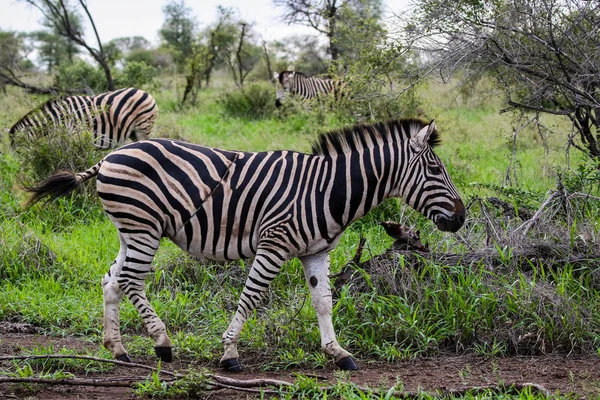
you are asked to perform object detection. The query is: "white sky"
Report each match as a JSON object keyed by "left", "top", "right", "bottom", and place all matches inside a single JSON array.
[{"left": 0, "top": 0, "right": 410, "bottom": 44}]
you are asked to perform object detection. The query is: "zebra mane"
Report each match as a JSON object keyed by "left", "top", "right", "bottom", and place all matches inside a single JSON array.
[
  {"left": 310, "top": 118, "right": 441, "bottom": 156},
  {"left": 9, "top": 96, "right": 67, "bottom": 133}
]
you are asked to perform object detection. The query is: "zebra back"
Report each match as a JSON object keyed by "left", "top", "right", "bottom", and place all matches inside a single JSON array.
[{"left": 9, "top": 88, "right": 158, "bottom": 149}]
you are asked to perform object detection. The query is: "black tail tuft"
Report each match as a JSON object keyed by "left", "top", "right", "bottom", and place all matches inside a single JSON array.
[{"left": 23, "top": 171, "right": 81, "bottom": 208}]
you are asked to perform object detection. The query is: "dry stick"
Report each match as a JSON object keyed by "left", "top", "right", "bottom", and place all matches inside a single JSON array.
[
  {"left": 0, "top": 376, "right": 134, "bottom": 387},
  {"left": 210, "top": 375, "right": 293, "bottom": 388},
  {"left": 515, "top": 191, "right": 562, "bottom": 236},
  {"left": 0, "top": 354, "right": 181, "bottom": 378}
]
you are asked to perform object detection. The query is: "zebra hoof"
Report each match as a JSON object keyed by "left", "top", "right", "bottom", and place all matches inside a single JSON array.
[
  {"left": 116, "top": 353, "right": 133, "bottom": 363},
  {"left": 336, "top": 356, "right": 359, "bottom": 371},
  {"left": 221, "top": 358, "right": 243, "bottom": 372},
  {"left": 154, "top": 347, "right": 173, "bottom": 362}
]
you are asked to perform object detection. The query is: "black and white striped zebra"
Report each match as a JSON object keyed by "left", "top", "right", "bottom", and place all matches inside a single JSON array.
[
  {"left": 9, "top": 87, "right": 158, "bottom": 149},
  {"left": 275, "top": 70, "right": 345, "bottom": 107},
  {"left": 26, "top": 118, "right": 465, "bottom": 371}
]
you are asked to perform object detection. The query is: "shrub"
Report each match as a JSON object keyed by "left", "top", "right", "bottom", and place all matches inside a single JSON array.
[
  {"left": 219, "top": 82, "right": 276, "bottom": 119},
  {"left": 54, "top": 60, "right": 107, "bottom": 93},
  {"left": 115, "top": 61, "right": 158, "bottom": 89},
  {"left": 13, "top": 122, "right": 107, "bottom": 218}
]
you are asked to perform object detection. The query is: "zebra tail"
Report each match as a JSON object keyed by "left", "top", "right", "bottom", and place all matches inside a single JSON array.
[{"left": 24, "top": 160, "right": 104, "bottom": 208}]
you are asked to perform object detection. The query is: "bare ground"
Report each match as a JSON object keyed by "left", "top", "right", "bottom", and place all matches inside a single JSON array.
[{"left": 1, "top": 331, "right": 599, "bottom": 399}]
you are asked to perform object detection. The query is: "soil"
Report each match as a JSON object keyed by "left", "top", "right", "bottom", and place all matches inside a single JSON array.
[{"left": 1, "top": 330, "right": 599, "bottom": 399}]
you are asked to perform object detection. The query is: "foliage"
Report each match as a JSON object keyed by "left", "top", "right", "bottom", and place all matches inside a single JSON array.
[
  {"left": 115, "top": 61, "right": 158, "bottom": 89},
  {"left": 159, "top": 0, "right": 197, "bottom": 67},
  {"left": 271, "top": 35, "right": 329, "bottom": 76},
  {"left": 0, "top": 29, "right": 33, "bottom": 71},
  {"left": 12, "top": 122, "right": 108, "bottom": 209},
  {"left": 53, "top": 60, "right": 106, "bottom": 92},
  {"left": 22, "top": 0, "right": 116, "bottom": 89},
  {"left": 405, "top": 0, "right": 600, "bottom": 161},
  {"left": 219, "top": 82, "right": 277, "bottom": 119}
]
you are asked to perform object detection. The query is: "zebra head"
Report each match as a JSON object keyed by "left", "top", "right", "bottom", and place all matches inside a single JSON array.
[
  {"left": 275, "top": 71, "right": 295, "bottom": 108},
  {"left": 395, "top": 120, "right": 465, "bottom": 233}
]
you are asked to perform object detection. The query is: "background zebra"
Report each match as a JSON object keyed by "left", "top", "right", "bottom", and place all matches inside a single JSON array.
[
  {"left": 25, "top": 118, "right": 465, "bottom": 372},
  {"left": 9, "top": 87, "right": 158, "bottom": 149},
  {"left": 274, "top": 70, "right": 345, "bottom": 107}
]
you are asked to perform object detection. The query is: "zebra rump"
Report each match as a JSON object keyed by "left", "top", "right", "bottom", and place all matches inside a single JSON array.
[{"left": 9, "top": 87, "right": 158, "bottom": 149}]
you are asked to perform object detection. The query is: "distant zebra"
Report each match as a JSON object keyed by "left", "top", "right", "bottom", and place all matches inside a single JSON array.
[
  {"left": 9, "top": 88, "right": 158, "bottom": 149},
  {"left": 275, "top": 70, "right": 345, "bottom": 107},
  {"left": 25, "top": 118, "right": 465, "bottom": 372}
]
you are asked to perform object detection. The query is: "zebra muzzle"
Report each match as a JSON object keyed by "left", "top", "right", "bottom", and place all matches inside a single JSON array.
[{"left": 435, "top": 198, "right": 466, "bottom": 233}]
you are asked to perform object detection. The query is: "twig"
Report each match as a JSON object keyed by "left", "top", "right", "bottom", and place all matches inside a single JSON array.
[
  {"left": 515, "top": 191, "right": 562, "bottom": 236},
  {"left": 0, "top": 376, "right": 134, "bottom": 387},
  {"left": 210, "top": 374, "right": 293, "bottom": 388},
  {"left": 0, "top": 354, "right": 181, "bottom": 378}
]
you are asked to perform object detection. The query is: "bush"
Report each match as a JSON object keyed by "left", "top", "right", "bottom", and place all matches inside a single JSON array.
[
  {"left": 54, "top": 60, "right": 107, "bottom": 93},
  {"left": 219, "top": 82, "right": 276, "bottom": 119},
  {"left": 13, "top": 122, "right": 108, "bottom": 215},
  {"left": 115, "top": 61, "right": 158, "bottom": 89}
]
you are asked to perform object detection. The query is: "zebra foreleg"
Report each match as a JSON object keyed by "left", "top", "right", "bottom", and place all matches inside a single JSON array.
[
  {"left": 220, "top": 250, "right": 284, "bottom": 372},
  {"left": 300, "top": 252, "right": 358, "bottom": 370}
]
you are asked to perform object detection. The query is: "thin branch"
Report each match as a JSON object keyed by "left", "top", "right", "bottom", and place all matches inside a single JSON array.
[{"left": 0, "top": 354, "right": 181, "bottom": 378}]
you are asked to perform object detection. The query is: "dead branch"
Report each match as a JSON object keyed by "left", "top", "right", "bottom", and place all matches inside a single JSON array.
[
  {"left": 515, "top": 191, "right": 562, "bottom": 236},
  {"left": 332, "top": 236, "right": 365, "bottom": 290},
  {"left": 0, "top": 376, "right": 136, "bottom": 387},
  {"left": 487, "top": 197, "right": 533, "bottom": 220},
  {"left": 0, "top": 66, "right": 90, "bottom": 95},
  {"left": 0, "top": 354, "right": 180, "bottom": 378},
  {"left": 210, "top": 374, "right": 293, "bottom": 388}
]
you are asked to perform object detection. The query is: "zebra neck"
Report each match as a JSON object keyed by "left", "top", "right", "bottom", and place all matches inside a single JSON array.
[{"left": 325, "top": 149, "right": 399, "bottom": 229}]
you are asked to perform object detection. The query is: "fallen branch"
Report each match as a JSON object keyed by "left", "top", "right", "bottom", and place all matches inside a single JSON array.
[
  {"left": 0, "top": 376, "right": 135, "bottom": 387},
  {"left": 0, "top": 354, "right": 180, "bottom": 378}
]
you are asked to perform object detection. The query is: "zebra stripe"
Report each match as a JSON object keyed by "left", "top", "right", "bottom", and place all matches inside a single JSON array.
[
  {"left": 275, "top": 70, "right": 345, "bottom": 107},
  {"left": 25, "top": 118, "right": 465, "bottom": 371},
  {"left": 9, "top": 87, "right": 158, "bottom": 149}
]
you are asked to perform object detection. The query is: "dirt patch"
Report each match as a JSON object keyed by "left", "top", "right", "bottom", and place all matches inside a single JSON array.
[{"left": 1, "top": 333, "right": 599, "bottom": 399}]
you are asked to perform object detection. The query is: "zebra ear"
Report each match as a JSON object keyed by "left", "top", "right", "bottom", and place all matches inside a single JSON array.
[
  {"left": 411, "top": 120, "right": 436, "bottom": 149},
  {"left": 273, "top": 72, "right": 279, "bottom": 80}
]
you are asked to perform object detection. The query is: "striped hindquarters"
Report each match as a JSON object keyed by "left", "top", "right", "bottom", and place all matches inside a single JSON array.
[{"left": 9, "top": 88, "right": 158, "bottom": 149}]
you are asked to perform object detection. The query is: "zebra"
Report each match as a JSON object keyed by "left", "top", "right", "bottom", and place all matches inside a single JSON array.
[
  {"left": 25, "top": 118, "right": 465, "bottom": 372},
  {"left": 9, "top": 87, "right": 158, "bottom": 149},
  {"left": 274, "top": 70, "right": 345, "bottom": 108}
]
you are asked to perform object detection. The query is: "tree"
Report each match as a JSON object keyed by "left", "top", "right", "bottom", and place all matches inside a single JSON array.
[
  {"left": 0, "top": 30, "right": 32, "bottom": 93},
  {"left": 226, "top": 22, "right": 261, "bottom": 88},
  {"left": 180, "top": 6, "right": 237, "bottom": 106},
  {"left": 273, "top": 0, "right": 382, "bottom": 66},
  {"left": 402, "top": 0, "right": 600, "bottom": 161},
  {"left": 159, "top": 0, "right": 196, "bottom": 67},
  {"left": 271, "top": 34, "right": 329, "bottom": 75},
  {"left": 22, "top": 0, "right": 115, "bottom": 90},
  {"left": 274, "top": 0, "right": 348, "bottom": 63}
]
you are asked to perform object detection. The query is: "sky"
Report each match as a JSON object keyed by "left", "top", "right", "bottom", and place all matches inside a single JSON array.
[{"left": 0, "top": 0, "right": 411, "bottom": 45}]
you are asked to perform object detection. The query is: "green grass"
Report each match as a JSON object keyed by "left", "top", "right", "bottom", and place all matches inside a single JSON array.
[{"left": 1, "top": 74, "right": 599, "bottom": 398}]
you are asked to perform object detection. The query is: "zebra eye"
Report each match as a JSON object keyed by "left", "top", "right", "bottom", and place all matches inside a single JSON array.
[{"left": 428, "top": 165, "right": 442, "bottom": 175}]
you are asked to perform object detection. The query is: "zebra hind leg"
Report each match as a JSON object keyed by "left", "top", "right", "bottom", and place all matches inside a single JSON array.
[
  {"left": 103, "top": 233, "right": 173, "bottom": 362},
  {"left": 300, "top": 252, "right": 358, "bottom": 370},
  {"left": 102, "top": 235, "right": 128, "bottom": 361}
]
